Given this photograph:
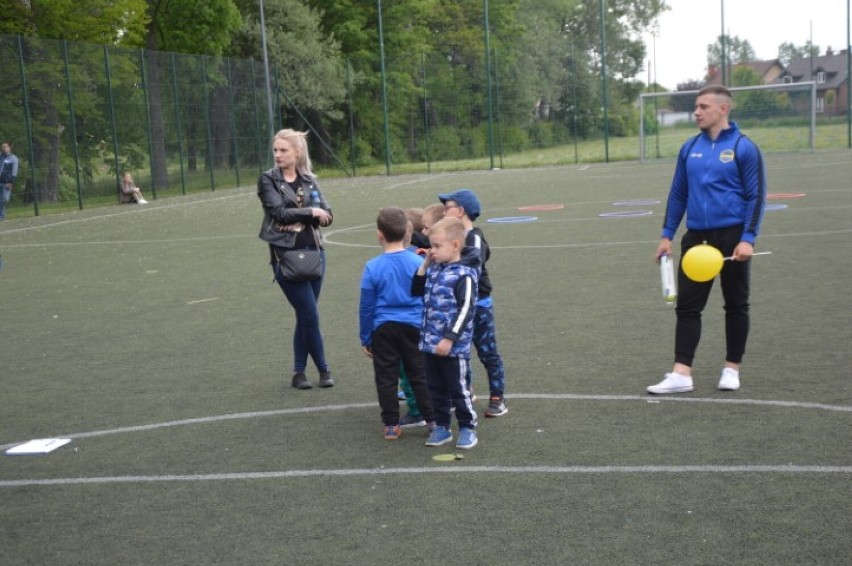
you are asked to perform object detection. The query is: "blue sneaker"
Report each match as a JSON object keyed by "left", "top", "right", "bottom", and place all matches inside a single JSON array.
[
  {"left": 456, "top": 428, "right": 478, "bottom": 450},
  {"left": 397, "top": 390, "right": 406, "bottom": 401},
  {"left": 425, "top": 426, "right": 452, "bottom": 446}
]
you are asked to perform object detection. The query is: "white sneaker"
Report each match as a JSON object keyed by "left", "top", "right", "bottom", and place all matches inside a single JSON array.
[
  {"left": 718, "top": 368, "right": 740, "bottom": 391},
  {"left": 647, "top": 372, "right": 694, "bottom": 394},
  {"left": 138, "top": 198, "right": 149, "bottom": 204}
]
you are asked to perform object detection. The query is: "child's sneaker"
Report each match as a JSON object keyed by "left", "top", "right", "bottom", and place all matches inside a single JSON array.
[
  {"left": 456, "top": 428, "right": 478, "bottom": 449},
  {"left": 383, "top": 425, "right": 402, "bottom": 440},
  {"left": 397, "top": 390, "right": 406, "bottom": 401},
  {"left": 425, "top": 426, "right": 452, "bottom": 446},
  {"left": 399, "top": 413, "right": 426, "bottom": 428},
  {"left": 484, "top": 396, "right": 508, "bottom": 417}
]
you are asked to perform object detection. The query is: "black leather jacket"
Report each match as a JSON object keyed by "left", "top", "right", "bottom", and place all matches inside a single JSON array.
[{"left": 257, "top": 167, "right": 333, "bottom": 249}]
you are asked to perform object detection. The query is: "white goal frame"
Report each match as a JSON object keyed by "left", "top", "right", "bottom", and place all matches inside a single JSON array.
[{"left": 639, "top": 81, "right": 817, "bottom": 161}]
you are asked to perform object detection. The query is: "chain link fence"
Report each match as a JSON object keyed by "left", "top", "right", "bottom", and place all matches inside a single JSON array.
[{"left": 2, "top": 33, "right": 848, "bottom": 218}]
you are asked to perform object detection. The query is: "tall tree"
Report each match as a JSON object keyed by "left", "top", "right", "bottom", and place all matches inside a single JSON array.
[
  {"left": 230, "top": 0, "right": 345, "bottom": 165},
  {"left": 145, "top": 0, "right": 241, "bottom": 188},
  {"left": 707, "top": 34, "right": 755, "bottom": 66},
  {"left": 519, "top": 0, "right": 665, "bottom": 138},
  {"left": 777, "top": 41, "right": 820, "bottom": 67}
]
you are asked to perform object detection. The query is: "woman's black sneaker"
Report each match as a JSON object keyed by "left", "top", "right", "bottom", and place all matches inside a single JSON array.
[
  {"left": 291, "top": 372, "right": 312, "bottom": 389},
  {"left": 318, "top": 370, "right": 335, "bottom": 388}
]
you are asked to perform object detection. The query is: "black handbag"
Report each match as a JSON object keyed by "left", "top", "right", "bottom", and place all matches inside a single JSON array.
[
  {"left": 278, "top": 248, "right": 322, "bottom": 281},
  {"left": 276, "top": 224, "right": 323, "bottom": 281}
]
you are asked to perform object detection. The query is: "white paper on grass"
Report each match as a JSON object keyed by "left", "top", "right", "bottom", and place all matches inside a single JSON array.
[{"left": 5, "top": 438, "right": 72, "bottom": 455}]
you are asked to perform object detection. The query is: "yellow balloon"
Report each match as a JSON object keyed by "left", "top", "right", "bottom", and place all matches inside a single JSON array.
[{"left": 682, "top": 244, "right": 724, "bottom": 282}]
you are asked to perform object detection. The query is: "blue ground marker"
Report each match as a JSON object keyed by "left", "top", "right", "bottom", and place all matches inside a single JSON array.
[{"left": 486, "top": 216, "right": 538, "bottom": 223}]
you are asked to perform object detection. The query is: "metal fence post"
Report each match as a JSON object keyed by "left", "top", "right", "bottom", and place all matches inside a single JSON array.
[
  {"left": 104, "top": 45, "right": 122, "bottom": 199},
  {"left": 139, "top": 49, "right": 157, "bottom": 200},
  {"left": 377, "top": 0, "right": 392, "bottom": 175},
  {"left": 171, "top": 52, "right": 186, "bottom": 195},
  {"left": 62, "top": 40, "right": 83, "bottom": 210},
  {"left": 250, "top": 63, "right": 264, "bottom": 174},
  {"left": 346, "top": 58, "right": 356, "bottom": 176},
  {"left": 201, "top": 55, "right": 215, "bottom": 191},
  {"left": 483, "top": 0, "right": 495, "bottom": 170},
  {"left": 421, "top": 52, "right": 431, "bottom": 174},
  {"left": 225, "top": 58, "right": 240, "bottom": 188},
  {"left": 16, "top": 36, "right": 39, "bottom": 216}
]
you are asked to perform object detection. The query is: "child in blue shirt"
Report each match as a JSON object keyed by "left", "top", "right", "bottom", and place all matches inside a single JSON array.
[
  {"left": 411, "top": 217, "right": 479, "bottom": 449},
  {"left": 360, "top": 207, "right": 435, "bottom": 440}
]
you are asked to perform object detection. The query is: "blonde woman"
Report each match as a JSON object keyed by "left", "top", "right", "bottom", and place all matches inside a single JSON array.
[
  {"left": 120, "top": 172, "right": 148, "bottom": 204},
  {"left": 257, "top": 129, "right": 334, "bottom": 390}
]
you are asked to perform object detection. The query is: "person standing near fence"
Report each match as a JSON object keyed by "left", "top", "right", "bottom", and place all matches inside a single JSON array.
[
  {"left": 257, "top": 129, "right": 335, "bottom": 390},
  {"left": 648, "top": 85, "right": 766, "bottom": 395},
  {"left": 0, "top": 142, "right": 19, "bottom": 221}
]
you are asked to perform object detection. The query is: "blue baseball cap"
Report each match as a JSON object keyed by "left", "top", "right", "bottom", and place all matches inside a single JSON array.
[{"left": 438, "top": 189, "right": 481, "bottom": 221}]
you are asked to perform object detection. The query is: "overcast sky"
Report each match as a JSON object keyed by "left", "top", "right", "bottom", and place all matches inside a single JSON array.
[{"left": 642, "top": 0, "right": 851, "bottom": 89}]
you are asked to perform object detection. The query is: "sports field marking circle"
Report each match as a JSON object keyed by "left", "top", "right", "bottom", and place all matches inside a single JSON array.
[
  {"left": 765, "top": 203, "right": 788, "bottom": 211},
  {"left": 518, "top": 204, "right": 565, "bottom": 212},
  {"left": 766, "top": 193, "right": 806, "bottom": 199},
  {"left": 598, "top": 210, "right": 653, "bottom": 218},
  {"left": 486, "top": 216, "right": 538, "bottom": 223},
  {"left": 612, "top": 199, "right": 660, "bottom": 206}
]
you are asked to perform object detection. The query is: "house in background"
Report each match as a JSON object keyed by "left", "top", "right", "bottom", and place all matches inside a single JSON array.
[
  {"left": 705, "top": 59, "right": 785, "bottom": 87},
  {"left": 778, "top": 48, "right": 849, "bottom": 116}
]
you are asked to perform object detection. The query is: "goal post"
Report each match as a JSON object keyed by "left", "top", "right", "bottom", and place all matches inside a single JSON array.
[{"left": 639, "top": 81, "right": 817, "bottom": 161}]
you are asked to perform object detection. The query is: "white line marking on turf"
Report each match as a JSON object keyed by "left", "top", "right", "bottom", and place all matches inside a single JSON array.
[
  {"left": 514, "top": 393, "right": 852, "bottom": 413},
  {"left": 187, "top": 297, "right": 219, "bottom": 305},
  {"left": 0, "top": 192, "right": 252, "bottom": 235},
  {"left": 3, "top": 465, "right": 852, "bottom": 488},
  {"left": 0, "top": 403, "right": 377, "bottom": 451},
  {"left": 1, "top": 395, "right": 849, "bottom": 452}
]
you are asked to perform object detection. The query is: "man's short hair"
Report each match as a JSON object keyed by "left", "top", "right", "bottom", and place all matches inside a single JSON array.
[
  {"left": 697, "top": 85, "right": 732, "bottom": 101},
  {"left": 377, "top": 206, "right": 408, "bottom": 243}
]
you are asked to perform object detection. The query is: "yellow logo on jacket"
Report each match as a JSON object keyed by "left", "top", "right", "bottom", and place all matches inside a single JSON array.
[{"left": 719, "top": 149, "right": 735, "bottom": 163}]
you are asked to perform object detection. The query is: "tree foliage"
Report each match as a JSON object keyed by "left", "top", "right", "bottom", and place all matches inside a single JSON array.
[
  {"left": 2, "top": 0, "right": 671, "bottom": 189},
  {"left": 230, "top": 0, "right": 345, "bottom": 115},
  {"left": 0, "top": 0, "right": 149, "bottom": 45},
  {"left": 707, "top": 34, "right": 755, "bottom": 66},
  {"left": 777, "top": 41, "right": 820, "bottom": 67},
  {"left": 147, "top": 0, "right": 241, "bottom": 55}
]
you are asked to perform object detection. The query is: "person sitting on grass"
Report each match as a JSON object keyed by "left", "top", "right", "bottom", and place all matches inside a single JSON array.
[
  {"left": 360, "top": 207, "right": 436, "bottom": 440},
  {"left": 120, "top": 172, "right": 149, "bottom": 204},
  {"left": 412, "top": 217, "right": 479, "bottom": 449}
]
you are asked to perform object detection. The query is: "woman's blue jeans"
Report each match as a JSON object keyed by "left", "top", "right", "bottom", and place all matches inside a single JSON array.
[{"left": 272, "top": 252, "right": 329, "bottom": 374}]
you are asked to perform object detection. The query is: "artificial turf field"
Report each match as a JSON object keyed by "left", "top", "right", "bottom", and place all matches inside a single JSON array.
[{"left": 1, "top": 150, "right": 851, "bottom": 565}]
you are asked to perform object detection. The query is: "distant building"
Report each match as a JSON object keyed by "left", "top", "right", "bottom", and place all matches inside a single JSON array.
[
  {"left": 705, "top": 59, "right": 785, "bottom": 87},
  {"left": 777, "top": 49, "right": 849, "bottom": 116},
  {"left": 700, "top": 50, "right": 849, "bottom": 117}
]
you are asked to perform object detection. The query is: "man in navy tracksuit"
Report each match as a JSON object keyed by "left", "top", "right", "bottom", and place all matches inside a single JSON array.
[{"left": 648, "top": 85, "right": 766, "bottom": 395}]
